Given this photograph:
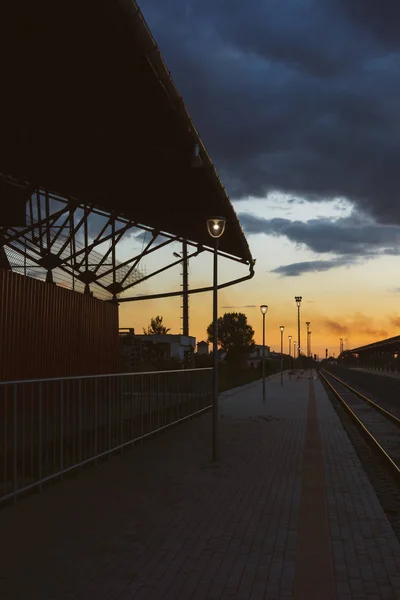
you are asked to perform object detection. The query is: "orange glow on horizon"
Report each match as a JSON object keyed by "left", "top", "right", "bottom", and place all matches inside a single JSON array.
[{"left": 119, "top": 289, "right": 400, "bottom": 360}]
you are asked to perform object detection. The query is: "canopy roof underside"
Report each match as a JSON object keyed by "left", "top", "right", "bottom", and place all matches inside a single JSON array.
[{"left": 0, "top": 0, "right": 252, "bottom": 263}]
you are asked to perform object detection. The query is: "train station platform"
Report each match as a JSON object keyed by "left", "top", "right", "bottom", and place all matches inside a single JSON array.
[
  {"left": 1, "top": 371, "right": 400, "bottom": 600},
  {"left": 351, "top": 367, "right": 400, "bottom": 380}
]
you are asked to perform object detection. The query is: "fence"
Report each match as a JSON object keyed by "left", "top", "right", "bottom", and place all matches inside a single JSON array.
[{"left": 0, "top": 368, "right": 213, "bottom": 505}]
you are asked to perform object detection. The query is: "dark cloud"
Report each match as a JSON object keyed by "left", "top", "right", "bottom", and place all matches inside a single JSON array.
[
  {"left": 287, "top": 198, "right": 305, "bottom": 205},
  {"left": 239, "top": 211, "right": 400, "bottom": 257},
  {"left": 390, "top": 316, "right": 400, "bottom": 328},
  {"left": 271, "top": 258, "right": 352, "bottom": 277},
  {"left": 324, "top": 316, "right": 388, "bottom": 339},
  {"left": 324, "top": 319, "right": 349, "bottom": 335},
  {"left": 221, "top": 304, "right": 257, "bottom": 308},
  {"left": 139, "top": 0, "right": 400, "bottom": 225},
  {"left": 333, "top": 1, "right": 400, "bottom": 49}
]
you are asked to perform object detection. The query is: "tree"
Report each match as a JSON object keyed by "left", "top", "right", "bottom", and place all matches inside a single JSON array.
[
  {"left": 143, "top": 315, "right": 171, "bottom": 335},
  {"left": 207, "top": 312, "right": 255, "bottom": 363}
]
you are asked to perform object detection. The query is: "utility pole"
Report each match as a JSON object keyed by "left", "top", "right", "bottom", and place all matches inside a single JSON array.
[
  {"left": 182, "top": 240, "right": 189, "bottom": 336},
  {"left": 306, "top": 321, "right": 310, "bottom": 357},
  {"left": 174, "top": 241, "right": 189, "bottom": 337}
]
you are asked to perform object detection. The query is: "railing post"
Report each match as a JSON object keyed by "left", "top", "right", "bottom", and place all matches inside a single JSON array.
[
  {"left": 94, "top": 379, "right": 98, "bottom": 466},
  {"left": 38, "top": 382, "right": 43, "bottom": 492},
  {"left": 163, "top": 371, "right": 167, "bottom": 428},
  {"left": 13, "top": 384, "right": 18, "bottom": 504},
  {"left": 78, "top": 379, "right": 82, "bottom": 472},
  {"left": 130, "top": 375, "right": 135, "bottom": 444},
  {"left": 119, "top": 376, "right": 123, "bottom": 452},
  {"left": 60, "top": 381, "right": 64, "bottom": 481},
  {"left": 140, "top": 376, "right": 144, "bottom": 439},
  {"left": 108, "top": 378, "right": 112, "bottom": 458},
  {"left": 157, "top": 373, "right": 160, "bottom": 430},
  {"left": 21, "top": 385, "right": 25, "bottom": 487}
]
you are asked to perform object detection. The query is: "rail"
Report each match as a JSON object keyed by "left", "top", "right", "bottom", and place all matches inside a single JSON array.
[
  {"left": 321, "top": 369, "right": 400, "bottom": 427},
  {"left": 0, "top": 368, "right": 213, "bottom": 505},
  {"left": 320, "top": 370, "right": 400, "bottom": 480}
]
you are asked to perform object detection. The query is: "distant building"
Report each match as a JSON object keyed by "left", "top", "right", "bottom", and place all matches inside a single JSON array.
[
  {"left": 119, "top": 328, "right": 196, "bottom": 372},
  {"left": 248, "top": 344, "right": 271, "bottom": 368},
  {"left": 119, "top": 328, "right": 169, "bottom": 372},
  {"left": 134, "top": 333, "right": 196, "bottom": 363},
  {"left": 197, "top": 340, "right": 209, "bottom": 355}
]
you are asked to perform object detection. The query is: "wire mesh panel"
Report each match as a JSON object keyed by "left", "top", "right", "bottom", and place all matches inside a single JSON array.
[{"left": 0, "top": 368, "right": 212, "bottom": 504}]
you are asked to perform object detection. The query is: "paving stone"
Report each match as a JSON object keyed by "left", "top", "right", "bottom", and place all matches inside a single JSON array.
[{"left": 0, "top": 371, "right": 400, "bottom": 600}]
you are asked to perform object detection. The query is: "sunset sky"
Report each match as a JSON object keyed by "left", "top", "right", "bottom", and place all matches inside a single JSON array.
[{"left": 121, "top": 0, "right": 400, "bottom": 358}]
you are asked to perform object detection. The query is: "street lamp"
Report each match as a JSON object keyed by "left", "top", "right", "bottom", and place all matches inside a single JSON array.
[
  {"left": 192, "top": 143, "right": 203, "bottom": 168},
  {"left": 207, "top": 216, "right": 226, "bottom": 462},
  {"left": 306, "top": 321, "right": 310, "bottom": 358},
  {"left": 288, "top": 335, "right": 292, "bottom": 369},
  {"left": 280, "top": 325, "right": 285, "bottom": 386},
  {"left": 260, "top": 305, "right": 268, "bottom": 402},
  {"left": 293, "top": 341, "right": 297, "bottom": 364},
  {"left": 295, "top": 297, "right": 302, "bottom": 359}
]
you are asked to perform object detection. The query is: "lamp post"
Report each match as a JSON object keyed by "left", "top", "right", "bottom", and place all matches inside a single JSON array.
[
  {"left": 295, "top": 297, "right": 302, "bottom": 359},
  {"left": 309, "top": 331, "right": 312, "bottom": 361},
  {"left": 207, "top": 217, "right": 226, "bottom": 462},
  {"left": 293, "top": 341, "right": 297, "bottom": 365},
  {"left": 280, "top": 325, "right": 285, "bottom": 385},
  {"left": 260, "top": 305, "right": 268, "bottom": 402},
  {"left": 306, "top": 321, "right": 310, "bottom": 357},
  {"left": 288, "top": 335, "right": 292, "bottom": 369}
]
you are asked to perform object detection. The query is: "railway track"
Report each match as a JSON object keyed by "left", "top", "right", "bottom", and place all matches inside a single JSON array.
[{"left": 320, "top": 369, "right": 400, "bottom": 480}]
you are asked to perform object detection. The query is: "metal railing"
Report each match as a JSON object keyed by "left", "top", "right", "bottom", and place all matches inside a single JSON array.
[{"left": 0, "top": 368, "right": 212, "bottom": 505}]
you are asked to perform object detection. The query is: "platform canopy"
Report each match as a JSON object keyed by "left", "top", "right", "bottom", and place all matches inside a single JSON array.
[
  {"left": 0, "top": 0, "right": 252, "bottom": 263},
  {"left": 351, "top": 335, "right": 400, "bottom": 354}
]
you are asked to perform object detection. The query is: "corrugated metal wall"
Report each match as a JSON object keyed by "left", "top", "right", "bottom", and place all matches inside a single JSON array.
[{"left": 0, "top": 270, "right": 119, "bottom": 381}]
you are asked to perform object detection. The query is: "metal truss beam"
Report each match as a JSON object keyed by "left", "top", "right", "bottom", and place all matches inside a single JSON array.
[
  {"left": 118, "top": 263, "right": 255, "bottom": 302},
  {"left": 2, "top": 188, "right": 144, "bottom": 298},
  {"left": 1, "top": 181, "right": 253, "bottom": 302},
  {"left": 122, "top": 246, "right": 202, "bottom": 292}
]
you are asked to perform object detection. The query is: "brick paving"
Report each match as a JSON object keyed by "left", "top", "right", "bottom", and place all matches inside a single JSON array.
[
  {"left": 294, "top": 379, "right": 335, "bottom": 599},
  {"left": 0, "top": 370, "right": 400, "bottom": 599}
]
